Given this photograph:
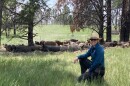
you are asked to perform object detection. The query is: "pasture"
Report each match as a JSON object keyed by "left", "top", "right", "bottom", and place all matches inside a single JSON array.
[{"left": 0, "top": 25, "right": 130, "bottom": 86}]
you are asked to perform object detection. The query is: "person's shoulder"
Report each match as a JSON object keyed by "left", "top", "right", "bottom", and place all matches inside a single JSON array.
[
  {"left": 100, "top": 45, "right": 105, "bottom": 49},
  {"left": 96, "top": 43, "right": 103, "bottom": 48},
  {"left": 97, "top": 44, "right": 104, "bottom": 51}
]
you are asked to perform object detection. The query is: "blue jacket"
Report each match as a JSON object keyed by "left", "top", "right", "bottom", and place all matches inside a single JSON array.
[{"left": 77, "top": 43, "right": 105, "bottom": 74}]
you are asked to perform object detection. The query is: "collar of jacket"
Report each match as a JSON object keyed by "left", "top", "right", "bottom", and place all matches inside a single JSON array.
[{"left": 92, "top": 43, "right": 100, "bottom": 49}]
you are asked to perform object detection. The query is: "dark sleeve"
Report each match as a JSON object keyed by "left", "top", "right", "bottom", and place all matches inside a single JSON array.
[
  {"left": 88, "top": 49, "right": 104, "bottom": 74},
  {"left": 77, "top": 48, "right": 92, "bottom": 59}
]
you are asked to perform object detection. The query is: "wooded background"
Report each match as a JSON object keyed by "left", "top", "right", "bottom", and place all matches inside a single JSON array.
[{"left": 0, "top": 0, "right": 130, "bottom": 46}]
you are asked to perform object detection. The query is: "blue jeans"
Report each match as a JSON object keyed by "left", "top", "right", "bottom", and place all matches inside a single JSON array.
[
  {"left": 79, "top": 58, "right": 92, "bottom": 74},
  {"left": 79, "top": 58, "right": 105, "bottom": 81}
]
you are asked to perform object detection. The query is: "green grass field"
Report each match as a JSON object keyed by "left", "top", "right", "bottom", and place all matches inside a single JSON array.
[{"left": 0, "top": 25, "right": 130, "bottom": 86}]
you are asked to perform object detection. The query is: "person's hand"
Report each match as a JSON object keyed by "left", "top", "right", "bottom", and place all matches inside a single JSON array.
[{"left": 74, "top": 58, "right": 79, "bottom": 64}]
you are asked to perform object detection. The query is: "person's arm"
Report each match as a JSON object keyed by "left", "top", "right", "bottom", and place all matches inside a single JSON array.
[
  {"left": 77, "top": 47, "right": 92, "bottom": 59},
  {"left": 74, "top": 47, "right": 92, "bottom": 63},
  {"left": 88, "top": 49, "right": 104, "bottom": 75}
]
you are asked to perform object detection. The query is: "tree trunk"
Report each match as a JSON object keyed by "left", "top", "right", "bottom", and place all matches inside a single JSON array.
[
  {"left": 106, "top": 0, "right": 112, "bottom": 42},
  {"left": 28, "top": 20, "right": 34, "bottom": 46},
  {"left": 0, "top": 0, "right": 2, "bottom": 45},
  {"left": 120, "top": 0, "right": 129, "bottom": 42},
  {"left": 14, "top": 0, "right": 16, "bottom": 36},
  {"left": 127, "top": 0, "right": 130, "bottom": 39},
  {"left": 13, "top": 23, "right": 16, "bottom": 36},
  {"left": 99, "top": 0, "right": 104, "bottom": 44},
  {"left": 99, "top": 22, "right": 104, "bottom": 44}
]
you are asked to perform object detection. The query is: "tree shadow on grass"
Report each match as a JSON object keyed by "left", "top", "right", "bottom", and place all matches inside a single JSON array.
[
  {"left": 0, "top": 57, "right": 78, "bottom": 86},
  {"left": 0, "top": 51, "right": 110, "bottom": 86},
  {"left": 0, "top": 51, "right": 69, "bottom": 58}
]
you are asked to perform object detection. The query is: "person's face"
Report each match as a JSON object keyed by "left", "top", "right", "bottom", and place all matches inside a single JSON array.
[{"left": 90, "top": 39, "right": 98, "bottom": 46}]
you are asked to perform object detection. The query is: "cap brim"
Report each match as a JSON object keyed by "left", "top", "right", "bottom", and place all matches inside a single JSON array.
[{"left": 89, "top": 38, "right": 102, "bottom": 40}]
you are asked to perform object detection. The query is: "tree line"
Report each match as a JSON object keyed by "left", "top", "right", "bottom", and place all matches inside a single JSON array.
[
  {"left": 57, "top": 0, "right": 130, "bottom": 44},
  {"left": 0, "top": 0, "right": 130, "bottom": 46}
]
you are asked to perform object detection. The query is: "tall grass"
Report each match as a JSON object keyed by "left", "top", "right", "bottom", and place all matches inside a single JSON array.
[
  {"left": 0, "top": 47, "right": 130, "bottom": 86},
  {"left": 0, "top": 25, "right": 129, "bottom": 86}
]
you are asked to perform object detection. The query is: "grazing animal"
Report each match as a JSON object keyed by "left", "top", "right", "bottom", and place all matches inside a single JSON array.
[
  {"left": 0, "top": 45, "right": 6, "bottom": 52},
  {"left": 35, "top": 41, "right": 40, "bottom": 45},
  {"left": 121, "top": 42, "right": 130, "bottom": 48},
  {"left": 40, "top": 41, "right": 57, "bottom": 46},
  {"left": 70, "top": 39, "right": 78, "bottom": 42},
  {"left": 55, "top": 40, "right": 64, "bottom": 46}
]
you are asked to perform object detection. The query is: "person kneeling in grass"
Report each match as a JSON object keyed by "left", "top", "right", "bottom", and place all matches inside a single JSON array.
[{"left": 74, "top": 33, "right": 105, "bottom": 82}]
